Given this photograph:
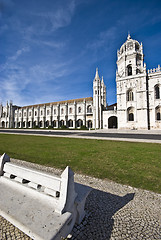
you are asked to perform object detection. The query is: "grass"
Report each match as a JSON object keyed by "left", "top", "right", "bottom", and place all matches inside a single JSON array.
[{"left": 0, "top": 133, "right": 161, "bottom": 193}]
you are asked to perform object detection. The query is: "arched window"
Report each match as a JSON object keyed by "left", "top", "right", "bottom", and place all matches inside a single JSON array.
[
  {"left": 46, "top": 120, "right": 49, "bottom": 127},
  {"left": 129, "top": 113, "right": 134, "bottom": 121},
  {"left": 61, "top": 108, "right": 64, "bottom": 115},
  {"left": 69, "top": 107, "right": 72, "bottom": 114},
  {"left": 87, "top": 120, "right": 92, "bottom": 128},
  {"left": 155, "top": 85, "right": 160, "bottom": 99},
  {"left": 39, "top": 121, "right": 42, "bottom": 127},
  {"left": 157, "top": 112, "right": 160, "bottom": 120},
  {"left": 78, "top": 107, "right": 81, "bottom": 113},
  {"left": 87, "top": 105, "right": 92, "bottom": 113},
  {"left": 127, "top": 65, "right": 132, "bottom": 76},
  {"left": 53, "top": 120, "right": 56, "bottom": 127},
  {"left": 128, "top": 107, "right": 134, "bottom": 121},
  {"left": 135, "top": 43, "right": 139, "bottom": 51},
  {"left": 156, "top": 106, "right": 161, "bottom": 121},
  {"left": 127, "top": 89, "right": 134, "bottom": 101},
  {"left": 33, "top": 121, "right": 36, "bottom": 127},
  {"left": 77, "top": 119, "right": 83, "bottom": 127},
  {"left": 69, "top": 119, "right": 73, "bottom": 127},
  {"left": 60, "top": 120, "right": 64, "bottom": 127}
]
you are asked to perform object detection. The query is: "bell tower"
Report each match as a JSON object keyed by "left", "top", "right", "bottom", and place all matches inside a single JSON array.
[
  {"left": 116, "top": 33, "right": 145, "bottom": 79},
  {"left": 93, "top": 68, "right": 106, "bottom": 129},
  {"left": 116, "top": 34, "right": 148, "bottom": 130}
]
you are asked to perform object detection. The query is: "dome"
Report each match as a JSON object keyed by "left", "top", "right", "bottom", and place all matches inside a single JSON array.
[{"left": 117, "top": 34, "right": 142, "bottom": 58}]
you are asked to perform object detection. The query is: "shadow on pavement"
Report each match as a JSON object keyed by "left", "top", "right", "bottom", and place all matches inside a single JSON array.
[{"left": 71, "top": 189, "right": 135, "bottom": 240}]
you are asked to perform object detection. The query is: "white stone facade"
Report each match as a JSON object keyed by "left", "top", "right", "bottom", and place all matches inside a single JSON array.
[
  {"left": 12, "top": 97, "right": 94, "bottom": 129},
  {"left": 115, "top": 34, "right": 161, "bottom": 130},
  {"left": 0, "top": 34, "right": 161, "bottom": 130}
]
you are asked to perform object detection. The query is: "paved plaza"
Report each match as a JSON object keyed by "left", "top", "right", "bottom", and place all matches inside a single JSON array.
[
  {"left": 1, "top": 129, "right": 161, "bottom": 144},
  {"left": 0, "top": 159, "right": 161, "bottom": 240}
]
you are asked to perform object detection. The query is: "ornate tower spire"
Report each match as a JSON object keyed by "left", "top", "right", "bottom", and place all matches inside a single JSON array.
[
  {"left": 95, "top": 67, "right": 100, "bottom": 80},
  {"left": 127, "top": 32, "right": 131, "bottom": 40}
]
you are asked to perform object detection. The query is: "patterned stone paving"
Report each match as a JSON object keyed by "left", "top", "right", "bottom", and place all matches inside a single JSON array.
[{"left": 0, "top": 159, "right": 161, "bottom": 240}]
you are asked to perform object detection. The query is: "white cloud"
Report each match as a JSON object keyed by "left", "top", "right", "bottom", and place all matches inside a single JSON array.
[
  {"left": 8, "top": 47, "right": 30, "bottom": 61},
  {"left": 87, "top": 27, "right": 117, "bottom": 50},
  {"left": 0, "top": 46, "right": 74, "bottom": 106}
]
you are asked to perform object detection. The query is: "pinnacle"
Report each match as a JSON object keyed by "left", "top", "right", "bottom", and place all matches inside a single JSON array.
[{"left": 95, "top": 67, "right": 100, "bottom": 80}]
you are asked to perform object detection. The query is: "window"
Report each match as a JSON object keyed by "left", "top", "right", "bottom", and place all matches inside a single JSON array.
[
  {"left": 53, "top": 120, "right": 56, "bottom": 127},
  {"left": 127, "top": 90, "right": 134, "bottom": 101},
  {"left": 39, "top": 121, "right": 42, "bottom": 127},
  {"left": 129, "top": 113, "right": 134, "bottom": 121},
  {"left": 87, "top": 120, "right": 92, "bottom": 128},
  {"left": 46, "top": 120, "right": 49, "bottom": 127},
  {"left": 41, "top": 110, "right": 43, "bottom": 115},
  {"left": 29, "top": 112, "right": 31, "bottom": 116},
  {"left": 60, "top": 120, "right": 64, "bottom": 127},
  {"left": 77, "top": 119, "right": 83, "bottom": 127},
  {"left": 61, "top": 108, "right": 64, "bottom": 115},
  {"left": 156, "top": 106, "right": 161, "bottom": 120},
  {"left": 69, "top": 119, "right": 73, "bottom": 127},
  {"left": 24, "top": 112, "right": 26, "bottom": 117},
  {"left": 69, "top": 107, "right": 72, "bottom": 114},
  {"left": 78, "top": 107, "right": 81, "bottom": 113},
  {"left": 135, "top": 43, "right": 139, "bottom": 51},
  {"left": 155, "top": 85, "right": 160, "bottom": 99},
  {"left": 157, "top": 112, "right": 160, "bottom": 120},
  {"left": 35, "top": 111, "right": 37, "bottom": 116},
  {"left": 47, "top": 110, "right": 49, "bottom": 115},
  {"left": 127, "top": 65, "right": 132, "bottom": 76},
  {"left": 127, "top": 107, "right": 134, "bottom": 121},
  {"left": 54, "top": 109, "right": 56, "bottom": 115},
  {"left": 19, "top": 113, "right": 21, "bottom": 117},
  {"left": 87, "top": 105, "right": 92, "bottom": 113}
]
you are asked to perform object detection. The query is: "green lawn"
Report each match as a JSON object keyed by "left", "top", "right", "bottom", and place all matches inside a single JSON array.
[{"left": 0, "top": 133, "right": 161, "bottom": 193}]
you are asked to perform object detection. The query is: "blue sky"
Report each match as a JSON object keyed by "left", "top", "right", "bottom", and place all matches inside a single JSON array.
[{"left": 0, "top": 0, "right": 161, "bottom": 106}]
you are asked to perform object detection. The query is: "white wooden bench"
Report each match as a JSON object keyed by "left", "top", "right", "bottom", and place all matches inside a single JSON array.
[{"left": 0, "top": 153, "right": 91, "bottom": 240}]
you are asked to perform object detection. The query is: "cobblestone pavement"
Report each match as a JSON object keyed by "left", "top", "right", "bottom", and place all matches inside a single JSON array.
[{"left": 0, "top": 159, "right": 161, "bottom": 240}]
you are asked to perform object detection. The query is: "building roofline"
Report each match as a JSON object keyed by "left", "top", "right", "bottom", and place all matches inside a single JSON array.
[{"left": 20, "top": 97, "right": 93, "bottom": 109}]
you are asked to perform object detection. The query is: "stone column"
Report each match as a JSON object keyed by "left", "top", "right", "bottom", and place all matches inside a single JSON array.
[
  {"left": 42, "top": 105, "right": 46, "bottom": 128},
  {"left": 57, "top": 104, "right": 60, "bottom": 128},
  {"left": 83, "top": 100, "right": 86, "bottom": 126},
  {"left": 65, "top": 103, "right": 68, "bottom": 127},
  {"left": 26, "top": 107, "right": 29, "bottom": 128},
  {"left": 73, "top": 102, "right": 76, "bottom": 128},
  {"left": 50, "top": 105, "right": 53, "bottom": 126}
]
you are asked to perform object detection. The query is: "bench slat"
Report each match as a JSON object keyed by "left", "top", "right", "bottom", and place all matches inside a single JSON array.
[{"left": 4, "top": 162, "right": 61, "bottom": 191}]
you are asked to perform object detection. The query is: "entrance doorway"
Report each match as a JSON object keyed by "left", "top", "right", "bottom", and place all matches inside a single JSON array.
[{"left": 108, "top": 116, "right": 117, "bottom": 128}]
